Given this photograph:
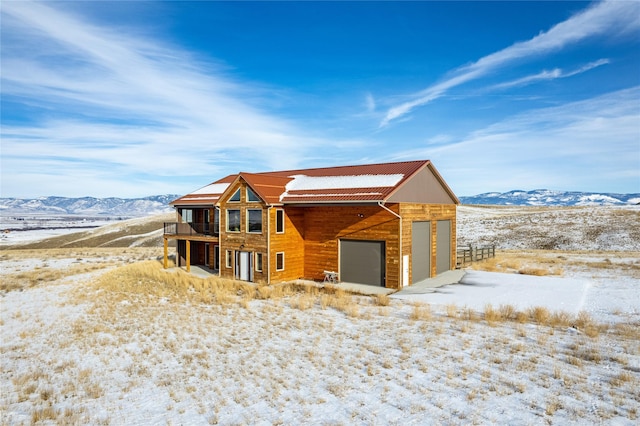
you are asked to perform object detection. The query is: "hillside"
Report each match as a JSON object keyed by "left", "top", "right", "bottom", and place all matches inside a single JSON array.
[
  {"left": 457, "top": 205, "right": 640, "bottom": 251},
  {"left": 2, "top": 213, "right": 174, "bottom": 249}
]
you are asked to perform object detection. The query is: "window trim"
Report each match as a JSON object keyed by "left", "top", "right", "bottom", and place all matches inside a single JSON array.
[
  {"left": 276, "top": 209, "right": 285, "bottom": 234},
  {"left": 226, "top": 250, "right": 232, "bottom": 268},
  {"left": 246, "top": 208, "right": 263, "bottom": 234},
  {"left": 276, "top": 252, "right": 285, "bottom": 271},
  {"left": 226, "top": 209, "right": 241, "bottom": 233},
  {"left": 255, "top": 252, "right": 263, "bottom": 272}
]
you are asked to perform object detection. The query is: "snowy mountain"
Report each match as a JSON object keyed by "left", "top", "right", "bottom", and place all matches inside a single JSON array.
[
  {"left": 459, "top": 189, "right": 640, "bottom": 206},
  {"left": 1, "top": 190, "right": 638, "bottom": 217},
  {"left": 0, "top": 195, "right": 180, "bottom": 217}
]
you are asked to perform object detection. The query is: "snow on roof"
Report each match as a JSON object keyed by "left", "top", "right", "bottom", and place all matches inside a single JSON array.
[
  {"left": 191, "top": 183, "right": 230, "bottom": 195},
  {"left": 285, "top": 174, "right": 404, "bottom": 191}
]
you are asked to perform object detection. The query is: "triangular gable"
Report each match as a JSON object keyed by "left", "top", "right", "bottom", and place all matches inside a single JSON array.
[
  {"left": 217, "top": 173, "right": 293, "bottom": 206},
  {"left": 385, "top": 161, "right": 460, "bottom": 204},
  {"left": 240, "top": 173, "right": 293, "bottom": 205}
]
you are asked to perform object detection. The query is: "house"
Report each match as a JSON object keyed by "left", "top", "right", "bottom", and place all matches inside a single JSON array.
[{"left": 163, "top": 160, "right": 459, "bottom": 289}]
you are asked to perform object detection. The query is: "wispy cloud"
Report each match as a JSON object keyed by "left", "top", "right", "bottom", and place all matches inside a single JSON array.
[
  {"left": 390, "top": 87, "right": 640, "bottom": 194},
  {"left": 380, "top": 0, "right": 640, "bottom": 127},
  {"left": 489, "top": 59, "right": 610, "bottom": 91},
  {"left": 0, "top": 1, "right": 350, "bottom": 197}
]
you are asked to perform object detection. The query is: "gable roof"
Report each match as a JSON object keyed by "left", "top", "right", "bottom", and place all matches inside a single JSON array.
[{"left": 171, "top": 160, "right": 459, "bottom": 206}]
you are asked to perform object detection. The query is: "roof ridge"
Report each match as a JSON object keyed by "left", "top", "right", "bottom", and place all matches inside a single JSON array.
[{"left": 257, "top": 159, "right": 429, "bottom": 176}]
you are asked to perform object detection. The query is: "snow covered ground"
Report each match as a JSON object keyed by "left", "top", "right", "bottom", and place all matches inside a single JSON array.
[
  {"left": 0, "top": 215, "right": 118, "bottom": 246},
  {"left": 1, "top": 206, "right": 639, "bottom": 424},
  {"left": 457, "top": 205, "right": 640, "bottom": 251}
]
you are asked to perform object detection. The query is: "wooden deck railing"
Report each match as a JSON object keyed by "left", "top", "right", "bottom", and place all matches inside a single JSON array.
[
  {"left": 456, "top": 245, "right": 496, "bottom": 268},
  {"left": 164, "top": 222, "right": 218, "bottom": 237}
]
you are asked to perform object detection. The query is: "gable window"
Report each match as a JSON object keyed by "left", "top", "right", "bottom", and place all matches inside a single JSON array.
[
  {"left": 227, "top": 209, "right": 240, "bottom": 232},
  {"left": 247, "top": 187, "right": 260, "bottom": 202},
  {"left": 247, "top": 209, "right": 262, "bottom": 233},
  {"left": 276, "top": 209, "right": 285, "bottom": 234},
  {"left": 229, "top": 188, "right": 241, "bottom": 202},
  {"left": 255, "top": 253, "right": 263, "bottom": 272},
  {"left": 226, "top": 250, "right": 232, "bottom": 268},
  {"left": 276, "top": 252, "right": 285, "bottom": 271}
]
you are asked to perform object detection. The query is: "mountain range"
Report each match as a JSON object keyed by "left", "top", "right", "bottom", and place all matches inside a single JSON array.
[
  {"left": 0, "top": 195, "right": 180, "bottom": 217},
  {"left": 459, "top": 190, "right": 640, "bottom": 206},
  {"left": 0, "top": 190, "right": 638, "bottom": 217}
]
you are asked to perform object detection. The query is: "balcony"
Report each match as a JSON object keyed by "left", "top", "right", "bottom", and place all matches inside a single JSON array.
[{"left": 164, "top": 222, "right": 219, "bottom": 237}]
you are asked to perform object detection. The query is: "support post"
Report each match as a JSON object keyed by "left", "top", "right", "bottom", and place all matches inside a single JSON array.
[
  {"left": 186, "top": 240, "right": 191, "bottom": 273},
  {"left": 163, "top": 238, "right": 168, "bottom": 269}
]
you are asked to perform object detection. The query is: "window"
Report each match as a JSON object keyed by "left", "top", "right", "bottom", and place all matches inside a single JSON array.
[
  {"left": 214, "top": 208, "right": 220, "bottom": 234},
  {"left": 229, "top": 188, "right": 241, "bottom": 202},
  {"left": 255, "top": 253, "right": 263, "bottom": 272},
  {"left": 181, "top": 209, "right": 193, "bottom": 223},
  {"left": 276, "top": 252, "right": 285, "bottom": 271},
  {"left": 247, "top": 209, "right": 262, "bottom": 233},
  {"left": 227, "top": 209, "right": 240, "bottom": 232},
  {"left": 247, "top": 187, "right": 260, "bottom": 202},
  {"left": 226, "top": 250, "right": 232, "bottom": 268},
  {"left": 276, "top": 209, "right": 285, "bottom": 234}
]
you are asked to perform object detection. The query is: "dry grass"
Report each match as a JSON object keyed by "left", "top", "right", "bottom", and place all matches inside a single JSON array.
[
  {"left": 484, "top": 304, "right": 503, "bottom": 325},
  {"left": 469, "top": 249, "right": 640, "bottom": 279},
  {"left": 375, "top": 294, "right": 391, "bottom": 306},
  {"left": 409, "top": 303, "right": 432, "bottom": 321}
]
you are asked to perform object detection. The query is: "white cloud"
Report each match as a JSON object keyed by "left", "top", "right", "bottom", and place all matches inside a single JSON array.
[
  {"left": 489, "top": 59, "right": 610, "bottom": 91},
  {"left": 380, "top": 0, "right": 640, "bottom": 127},
  {"left": 0, "top": 1, "right": 353, "bottom": 197}
]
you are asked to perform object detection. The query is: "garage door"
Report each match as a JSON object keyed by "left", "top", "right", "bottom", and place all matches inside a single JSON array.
[
  {"left": 436, "top": 220, "right": 451, "bottom": 274},
  {"left": 340, "top": 240, "right": 385, "bottom": 286},
  {"left": 412, "top": 221, "right": 431, "bottom": 283}
]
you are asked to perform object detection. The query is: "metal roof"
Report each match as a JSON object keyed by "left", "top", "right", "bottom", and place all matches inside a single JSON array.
[{"left": 170, "top": 160, "right": 458, "bottom": 206}]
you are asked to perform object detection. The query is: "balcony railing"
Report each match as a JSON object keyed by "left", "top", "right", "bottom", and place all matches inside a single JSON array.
[{"left": 164, "top": 222, "right": 219, "bottom": 237}]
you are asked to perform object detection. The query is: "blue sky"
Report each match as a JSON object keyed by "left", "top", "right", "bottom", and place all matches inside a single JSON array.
[{"left": 1, "top": 0, "right": 639, "bottom": 198}]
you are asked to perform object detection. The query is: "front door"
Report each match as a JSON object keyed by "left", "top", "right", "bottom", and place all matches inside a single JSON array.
[{"left": 235, "top": 251, "right": 253, "bottom": 282}]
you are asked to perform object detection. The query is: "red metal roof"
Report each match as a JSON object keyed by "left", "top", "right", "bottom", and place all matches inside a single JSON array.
[
  {"left": 169, "top": 175, "right": 236, "bottom": 206},
  {"left": 170, "top": 160, "right": 456, "bottom": 206}
]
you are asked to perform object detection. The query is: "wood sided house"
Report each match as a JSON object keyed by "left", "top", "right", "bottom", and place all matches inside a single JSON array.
[{"left": 163, "top": 160, "right": 459, "bottom": 289}]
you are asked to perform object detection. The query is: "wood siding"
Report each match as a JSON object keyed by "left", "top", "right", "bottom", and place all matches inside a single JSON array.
[
  {"left": 269, "top": 208, "right": 305, "bottom": 283},
  {"left": 297, "top": 205, "right": 401, "bottom": 288},
  {"left": 218, "top": 181, "right": 269, "bottom": 283},
  {"left": 400, "top": 204, "right": 457, "bottom": 284}
]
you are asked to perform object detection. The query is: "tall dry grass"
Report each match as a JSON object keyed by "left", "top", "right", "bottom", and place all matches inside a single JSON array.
[{"left": 84, "top": 260, "right": 364, "bottom": 318}]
